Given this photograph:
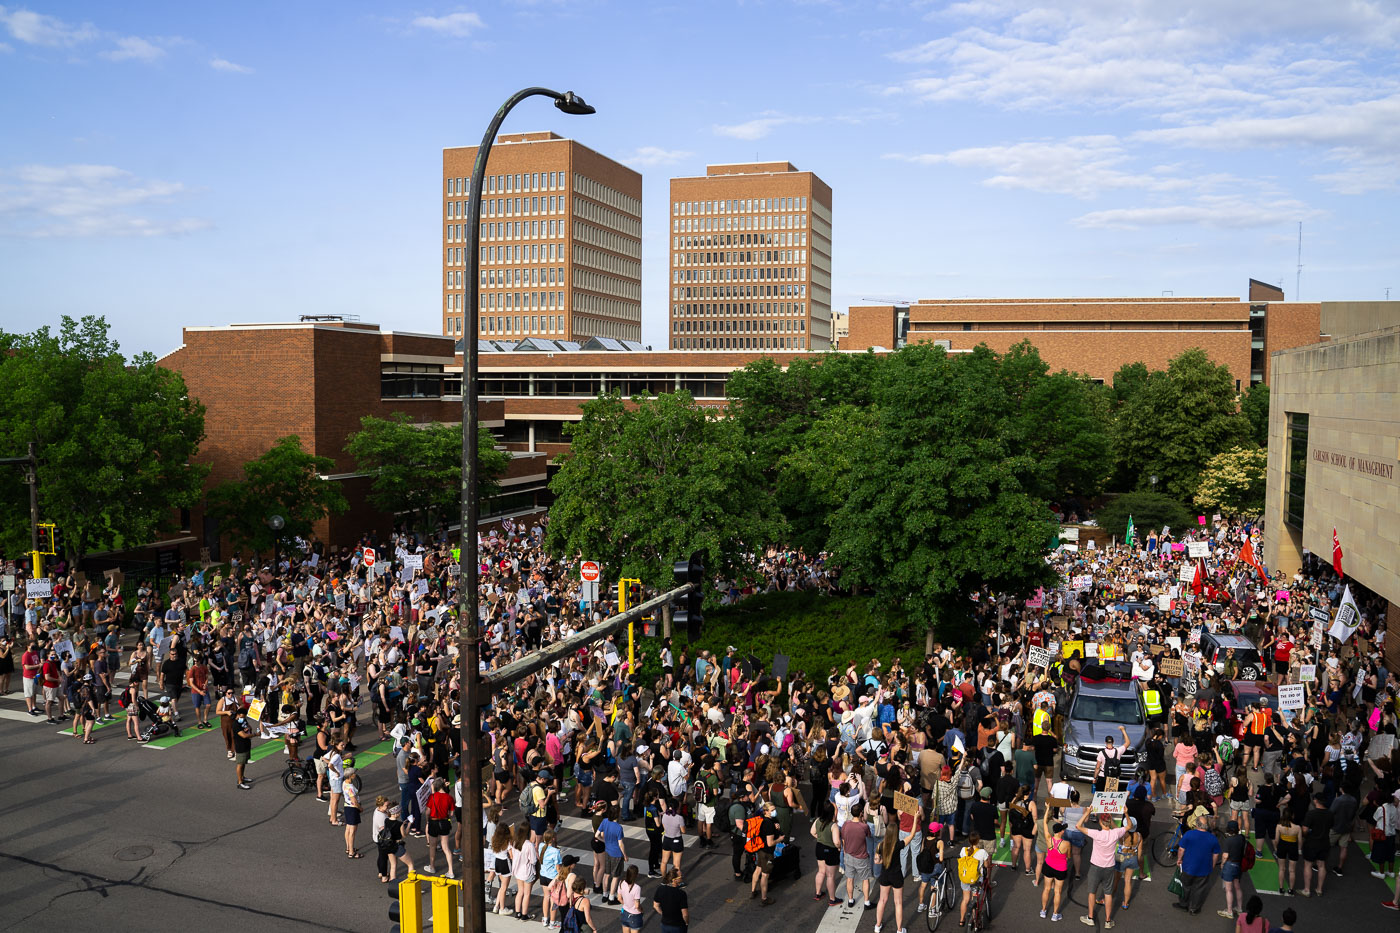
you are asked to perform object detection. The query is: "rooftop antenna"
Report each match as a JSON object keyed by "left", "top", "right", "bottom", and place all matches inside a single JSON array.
[{"left": 1295, "top": 221, "right": 1303, "bottom": 300}]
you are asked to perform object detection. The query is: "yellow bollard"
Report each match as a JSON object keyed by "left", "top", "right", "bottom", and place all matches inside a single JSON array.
[
  {"left": 398, "top": 874, "right": 426, "bottom": 931},
  {"left": 430, "top": 877, "right": 461, "bottom": 933}
]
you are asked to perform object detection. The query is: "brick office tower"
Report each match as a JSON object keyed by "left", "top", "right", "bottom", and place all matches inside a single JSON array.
[
  {"left": 442, "top": 132, "right": 642, "bottom": 343},
  {"left": 668, "top": 162, "right": 832, "bottom": 351}
]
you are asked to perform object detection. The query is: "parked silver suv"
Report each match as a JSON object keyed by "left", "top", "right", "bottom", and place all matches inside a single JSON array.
[{"left": 1060, "top": 677, "right": 1147, "bottom": 783}]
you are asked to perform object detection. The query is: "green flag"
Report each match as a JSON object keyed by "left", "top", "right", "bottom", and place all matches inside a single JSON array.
[{"left": 1125, "top": 515, "right": 1135, "bottom": 548}]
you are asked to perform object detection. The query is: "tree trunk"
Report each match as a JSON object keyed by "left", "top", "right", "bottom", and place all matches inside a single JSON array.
[
  {"left": 925, "top": 622, "right": 935, "bottom": 655},
  {"left": 662, "top": 602, "right": 672, "bottom": 639}
]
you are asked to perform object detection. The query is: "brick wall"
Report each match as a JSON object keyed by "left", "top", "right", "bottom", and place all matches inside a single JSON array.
[{"left": 846, "top": 306, "right": 898, "bottom": 350}]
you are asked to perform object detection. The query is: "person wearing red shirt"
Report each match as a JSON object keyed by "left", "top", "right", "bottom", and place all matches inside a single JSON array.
[
  {"left": 424, "top": 777, "right": 456, "bottom": 878},
  {"left": 1271, "top": 634, "right": 1294, "bottom": 684},
  {"left": 20, "top": 642, "right": 41, "bottom": 716},
  {"left": 41, "top": 650, "right": 63, "bottom": 723}
]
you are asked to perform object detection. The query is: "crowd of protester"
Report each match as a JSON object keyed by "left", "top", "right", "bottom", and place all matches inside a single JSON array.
[{"left": 3, "top": 512, "right": 1398, "bottom": 932}]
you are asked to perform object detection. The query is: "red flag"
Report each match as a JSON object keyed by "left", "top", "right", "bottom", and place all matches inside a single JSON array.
[
  {"left": 1332, "top": 528, "right": 1344, "bottom": 578},
  {"left": 1238, "top": 538, "right": 1265, "bottom": 576},
  {"left": 1191, "top": 560, "right": 1204, "bottom": 595}
]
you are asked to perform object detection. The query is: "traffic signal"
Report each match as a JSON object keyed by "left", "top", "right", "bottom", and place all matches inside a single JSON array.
[
  {"left": 671, "top": 552, "right": 705, "bottom": 641},
  {"left": 36, "top": 523, "right": 56, "bottom": 555}
]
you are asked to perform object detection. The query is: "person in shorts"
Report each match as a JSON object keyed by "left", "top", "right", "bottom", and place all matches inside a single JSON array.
[{"left": 1076, "top": 808, "right": 1127, "bottom": 928}]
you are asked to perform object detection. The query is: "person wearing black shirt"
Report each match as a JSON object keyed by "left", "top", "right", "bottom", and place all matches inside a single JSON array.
[
  {"left": 232, "top": 713, "right": 253, "bottom": 789},
  {"left": 1031, "top": 731, "right": 1060, "bottom": 783},
  {"left": 653, "top": 868, "right": 689, "bottom": 933},
  {"left": 1299, "top": 794, "right": 1334, "bottom": 896},
  {"left": 970, "top": 786, "right": 998, "bottom": 840}
]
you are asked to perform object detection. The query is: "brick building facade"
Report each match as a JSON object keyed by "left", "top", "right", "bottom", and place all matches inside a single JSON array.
[
  {"left": 843, "top": 286, "right": 1322, "bottom": 386},
  {"left": 442, "top": 132, "right": 642, "bottom": 344},
  {"left": 159, "top": 321, "right": 546, "bottom": 557},
  {"left": 668, "top": 162, "right": 833, "bottom": 351}
]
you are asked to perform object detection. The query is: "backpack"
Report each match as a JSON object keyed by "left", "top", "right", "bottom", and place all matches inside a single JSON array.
[
  {"left": 744, "top": 815, "right": 765, "bottom": 853},
  {"left": 519, "top": 784, "right": 536, "bottom": 813},
  {"left": 559, "top": 900, "right": 581, "bottom": 933},
  {"left": 957, "top": 767, "right": 976, "bottom": 799},
  {"left": 957, "top": 847, "right": 981, "bottom": 884},
  {"left": 1202, "top": 766, "right": 1224, "bottom": 798},
  {"left": 1241, "top": 839, "right": 1256, "bottom": 871},
  {"left": 1102, "top": 749, "right": 1122, "bottom": 779}
]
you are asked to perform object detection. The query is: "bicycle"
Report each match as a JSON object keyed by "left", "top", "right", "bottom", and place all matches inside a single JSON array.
[
  {"left": 282, "top": 758, "right": 316, "bottom": 795},
  {"left": 966, "top": 873, "right": 992, "bottom": 933},
  {"left": 1151, "top": 821, "right": 1185, "bottom": 868},
  {"left": 925, "top": 863, "right": 958, "bottom": 932}
]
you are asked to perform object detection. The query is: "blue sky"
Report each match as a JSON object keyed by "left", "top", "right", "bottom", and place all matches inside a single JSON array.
[{"left": 1, "top": 1, "right": 1397, "bottom": 356}]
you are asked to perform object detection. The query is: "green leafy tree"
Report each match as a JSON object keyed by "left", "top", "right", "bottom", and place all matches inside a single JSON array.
[
  {"left": 546, "top": 391, "right": 783, "bottom": 590},
  {"left": 207, "top": 435, "right": 348, "bottom": 559},
  {"left": 829, "top": 344, "right": 1059, "bottom": 649},
  {"left": 0, "top": 316, "right": 208, "bottom": 561},
  {"left": 346, "top": 413, "right": 509, "bottom": 535},
  {"left": 1240, "top": 383, "right": 1269, "bottom": 448},
  {"left": 1193, "top": 445, "right": 1267, "bottom": 517},
  {"left": 1110, "top": 361, "right": 1152, "bottom": 412},
  {"left": 997, "top": 341, "right": 1112, "bottom": 499},
  {"left": 1113, "top": 348, "right": 1251, "bottom": 500},
  {"left": 774, "top": 404, "right": 877, "bottom": 555},
  {"left": 1093, "top": 491, "right": 1193, "bottom": 541}
]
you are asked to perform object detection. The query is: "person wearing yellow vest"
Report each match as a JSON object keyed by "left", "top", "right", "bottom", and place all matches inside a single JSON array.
[
  {"left": 1033, "top": 703, "right": 1052, "bottom": 737},
  {"left": 1142, "top": 686, "right": 1163, "bottom": 721}
]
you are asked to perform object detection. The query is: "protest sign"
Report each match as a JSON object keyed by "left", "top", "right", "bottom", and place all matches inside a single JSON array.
[
  {"left": 1062, "top": 640, "right": 1084, "bottom": 659},
  {"left": 1187, "top": 542, "right": 1210, "bottom": 559},
  {"left": 1159, "top": 658, "right": 1184, "bottom": 677},
  {"left": 894, "top": 791, "right": 920, "bottom": 816},
  {"left": 1092, "top": 792, "right": 1128, "bottom": 815},
  {"left": 1028, "top": 646, "right": 1052, "bottom": 668},
  {"left": 1278, "top": 683, "right": 1306, "bottom": 710},
  {"left": 1298, "top": 664, "right": 1317, "bottom": 683},
  {"left": 404, "top": 553, "right": 424, "bottom": 572}
]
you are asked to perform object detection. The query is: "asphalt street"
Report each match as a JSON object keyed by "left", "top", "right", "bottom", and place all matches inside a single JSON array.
[{"left": 1, "top": 682, "right": 1395, "bottom": 933}]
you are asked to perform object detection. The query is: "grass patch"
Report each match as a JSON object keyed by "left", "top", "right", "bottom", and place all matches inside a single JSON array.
[{"left": 641, "top": 590, "right": 926, "bottom": 685}]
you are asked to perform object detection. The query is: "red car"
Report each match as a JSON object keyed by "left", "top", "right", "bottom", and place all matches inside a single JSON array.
[{"left": 1225, "top": 679, "right": 1280, "bottom": 741}]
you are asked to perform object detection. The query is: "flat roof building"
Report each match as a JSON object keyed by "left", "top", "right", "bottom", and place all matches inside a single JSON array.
[
  {"left": 844, "top": 281, "right": 1320, "bottom": 386},
  {"left": 1263, "top": 301, "right": 1400, "bottom": 670},
  {"left": 442, "top": 132, "right": 642, "bottom": 344},
  {"left": 668, "top": 162, "right": 832, "bottom": 351}
]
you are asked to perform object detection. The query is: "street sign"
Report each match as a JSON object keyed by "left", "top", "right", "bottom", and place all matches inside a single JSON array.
[
  {"left": 579, "top": 560, "right": 601, "bottom": 582},
  {"left": 579, "top": 580, "right": 599, "bottom": 605},
  {"left": 362, "top": 548, "right": 376, "bottom": 568},
  {"left": 26, "top": 577, "right": 51, "bottom": 598}
]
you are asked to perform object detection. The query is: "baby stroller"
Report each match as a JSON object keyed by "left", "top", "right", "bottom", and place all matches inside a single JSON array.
[{"left": 137, "top": 696, "right": 181, "bottom": 742}]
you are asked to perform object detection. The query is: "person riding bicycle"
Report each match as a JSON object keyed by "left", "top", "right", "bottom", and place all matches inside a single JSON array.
[{"left": 956, "top": 831, "right": 990, "bottom": 927}]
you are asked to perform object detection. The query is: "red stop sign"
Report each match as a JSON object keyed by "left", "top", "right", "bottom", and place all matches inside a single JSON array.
[
  {"left": 363, "top": 548, "right": 376, "bottom": 568},
  {"left": 579, "top": 560, "right": 600, "bottom": 582}
]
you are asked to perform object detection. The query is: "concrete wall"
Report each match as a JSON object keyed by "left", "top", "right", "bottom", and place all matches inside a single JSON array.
[
  {"left": 1321, "top": 301, "right": 1400, "bottom": 341},
  {"left": 1263, "top": 324, "right": 1400, "bottom": 611}
]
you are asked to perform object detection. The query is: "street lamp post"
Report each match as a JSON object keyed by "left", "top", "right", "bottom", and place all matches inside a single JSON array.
[
  {"left": 458, "top": 86, "right": 594, "bottom": 933},
  {"left": 267, "top": 513, "right": 285, "bottom": 573}
]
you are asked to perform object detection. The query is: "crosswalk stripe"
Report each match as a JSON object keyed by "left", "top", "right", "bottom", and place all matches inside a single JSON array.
[{"left": 556, "top": 813, "right": 698, "bottom": 846}]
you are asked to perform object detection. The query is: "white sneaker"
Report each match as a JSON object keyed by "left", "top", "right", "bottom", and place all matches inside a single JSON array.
[
  {"left": 1373, "top": 871, "right": 1386, "bottom": 879},
  {"left": 915, "top": 903, "right": 925, "bottom": 913},
  {"left": 874, "top": 926, "right": 882, "bottom": 933}
]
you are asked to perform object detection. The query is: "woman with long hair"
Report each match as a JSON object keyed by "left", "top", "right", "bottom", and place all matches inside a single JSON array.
[
  {"left": 1115, "top": 816, "right": 1144, "bottom": 910},
  {"left": 510, "top": 821, "right": 539, "bottom": 920},
  {"left": 1007, "top": 785, "right": 1038, "bottom": 877},
  {"left": 873, "top": 823, "right": 906, "bottom": 933},
  {"left": 487, "top": 821, "right": 514, "bottom": 909},
  {"left": 810, "top": 799, "right": 842, "bottom": 905},
  {"left": 660, "top": 795, "right": 686, "bottom": 877},
  {"left": 1274, "top": 810, "right": 1301, "bottom": 895},
  {"left": 1039, "top": 820, "right": 1071, "bottom": 922},
  {"left": 1235, "top": 895, "right": 1267, "bottom": 933}
]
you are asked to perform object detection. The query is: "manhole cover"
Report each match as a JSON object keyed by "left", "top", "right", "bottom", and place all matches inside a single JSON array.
[{"left": 114, "top": 845, "right": 154, "bottom": 862}]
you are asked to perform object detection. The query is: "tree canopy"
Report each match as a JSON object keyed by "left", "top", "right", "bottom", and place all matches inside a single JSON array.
[
  {"left": 1093, "top": 490, "right": 1194, "bottom": 542},
  {"left": 207, "top": 435, "right": 348, "bottom": 558},
  {"left": 1112, "top": 348, "right": 1251, "bottom": 500},
  {"left": 546, "top": 391, "right": 783, "bottom": 589},
  {"left": 0, "top": 316, "right": 208, "bottom": 561},
  {"left": 346, "top": 413, "right": 510, "bottom": 536},
  {"left": 1193, "top": 445, "right": 1267, "bottom": 517}
]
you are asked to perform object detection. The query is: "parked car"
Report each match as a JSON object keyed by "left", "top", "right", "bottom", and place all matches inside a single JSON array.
[
  {"left": 1198, "top": 631, "right": 1265, "bottom": 682},
  {"left": 1106, "top": 601, "right": 1157, "bottom": 618},
  {"left": 1223, "top": 680, "right": 1280, "bottom": 741},
  {"left": 1060, "top": 677, "right": 1147, "bottom": 782}
]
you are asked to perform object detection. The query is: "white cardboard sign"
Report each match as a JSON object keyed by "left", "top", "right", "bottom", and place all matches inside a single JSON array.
[{"left": 1278, "top": 683, "right": 1306, "bottom": 710}]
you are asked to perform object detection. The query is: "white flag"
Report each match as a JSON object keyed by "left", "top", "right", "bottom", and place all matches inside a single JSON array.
[{"left": 1328, "top": 585, "right": 1361, "bottom": 642}]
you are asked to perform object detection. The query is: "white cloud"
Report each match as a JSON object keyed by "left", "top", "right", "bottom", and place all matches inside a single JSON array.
[
  {"left": 210, "top": 57, "right": 252, "bottom": 74},
  {"left": 0, "top": 6, "right": 97, "bottom": 46},
  {"left": 1073, "top": 196, "right": 1318, "bottom": 230},
  {"left": 713, "top": 112, "right": 820, "bottom": 140},
  {"left": 0, "top": 164, "right": 211, "bottom": 238},
  {"left": 621, "top": 147, "right": 692, "bottom": 168},
  {"left": 101, "top": 35, "right": 164, "bottom": 62},
  {"left": 885, "top": 136, "right": 1206, "bottom": 199},
  {"left": 411, "top": 12, "right": 485, "bottom": 37}
]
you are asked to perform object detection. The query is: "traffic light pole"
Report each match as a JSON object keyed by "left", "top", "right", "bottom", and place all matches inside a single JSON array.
[{"left": 27, "top": 443, "right": 40, "bottom": 578}]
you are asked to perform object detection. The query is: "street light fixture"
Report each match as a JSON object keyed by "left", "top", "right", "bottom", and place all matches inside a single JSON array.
[
  {"left": 267, "top": 513, "right": 285, "bottom": 571},
  {"left": 458, "top": 86, "right": 593, "bottom": 933}
]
